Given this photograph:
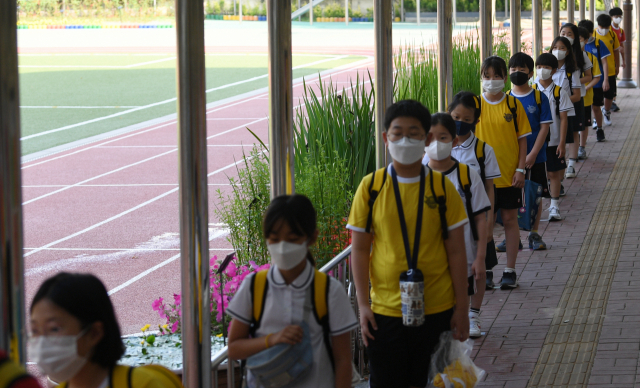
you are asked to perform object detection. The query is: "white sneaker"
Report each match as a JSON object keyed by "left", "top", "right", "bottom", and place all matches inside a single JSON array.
[
  {"left": 565, "top": 166, "right": 576, "bottom": 178},
  {"left": 602, "top": 107, "right": 613, "bottom": 126},
  {"left": 548, "top": 206, "right": 562, "bottom": 221},
  {"left": 469, "top": 316, "right": 482, "bottom": 338}
]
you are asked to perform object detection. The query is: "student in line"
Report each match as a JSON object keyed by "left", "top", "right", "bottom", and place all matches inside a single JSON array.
[
  {"left": 595, "top": 14, "right": 621, "bottom": 127},
  {"left": 475, "top": 56, "right": 532, "bottom": 289},
  {"left": 609, "top": 7, "right": 626, "bottom": 112},
  {"left": 227, "top": 194, "right": 358, "bottom": 388},
  {"left": 560, "top": 23, "right": 592, "bottom": 177},
  {"left": 430, "top": 92, "right": 502, "bottom": 290},
  {"left": 578, "top": 26, "right": 603, "bottom": 157},
  {"left": 507, "top": 52, "right": 552, "bottom": 250},
  {"left": 348, "top": 100, "right": 470, "bottom": 388},
  {"left": 534, "top": 53, "right": 573, "bottom": 222},
  {"left": 579, "top": 19, "right": 610, "bottom": 142},
  {"left": 29, "top": 273, "right": 184, "bottom": 388},
  {"left": 423, "top": 113, "right": 491, "bottom": 339}
]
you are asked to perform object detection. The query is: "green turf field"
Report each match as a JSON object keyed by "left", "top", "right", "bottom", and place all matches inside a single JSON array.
[{"left": 19, "top": 53, "right": 365, "bottom": 155}]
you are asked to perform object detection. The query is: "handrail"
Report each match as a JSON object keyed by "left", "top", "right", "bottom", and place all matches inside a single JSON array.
[{"left": 210, "top": 244, "right": 357, "bottom": 385}]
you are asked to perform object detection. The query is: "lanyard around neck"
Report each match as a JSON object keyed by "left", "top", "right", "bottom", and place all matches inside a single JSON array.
[{"left": 390, "top": 165, "right": 426, "bottom": 271}]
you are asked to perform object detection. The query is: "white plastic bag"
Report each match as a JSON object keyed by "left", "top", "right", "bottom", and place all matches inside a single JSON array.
[{"left": 427, "top": 331, "right": 486, "bottom": 388}]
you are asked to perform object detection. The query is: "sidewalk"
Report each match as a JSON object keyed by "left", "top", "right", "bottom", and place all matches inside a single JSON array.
[{"left": 475, "top": 87, "right": 640, "bottom": 387}]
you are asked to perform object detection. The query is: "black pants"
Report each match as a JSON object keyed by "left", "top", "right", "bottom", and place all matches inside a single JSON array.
[{"left": 367, "top": 309, "right": 453, "bottom": 388}]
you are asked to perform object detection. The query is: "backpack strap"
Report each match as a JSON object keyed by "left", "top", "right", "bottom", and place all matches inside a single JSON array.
[
  {"left": 311, "top": 270, "right": 335, "bottom": 371},
  {"left": 249, "top": 270, "right": 269, "bottom": 336},
  {"left": 505, "top": 94, "right": 519, "bottom": 133},
  {"left": 456, "top": 163, "right": 478, "bottom": 241},
  {"left": 428, "top": 167, "right": 449, "bottom": 240},
  {"left": 566, "top": 71, "right": 573, "bottom": 90},
  {"left": 474, "top": 138, "right": 486, "bottom": 182},
  {"left": 365, "top": 167, "right": 388, "bottom": 233},
  {"left": 553, "top": 85, "right": 562, "bottom": 117},
  {"left": 110, "top": 365, "right": 132, "bottom": 388},
  {"left": 534, "top": 89, "right": 542, "bottom": 113},
  {"left": 138, "top": 365, "right": 184, "bottom": 388}
]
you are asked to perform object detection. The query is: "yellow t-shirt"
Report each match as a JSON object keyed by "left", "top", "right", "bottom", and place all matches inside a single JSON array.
[
  {"left": 584, "top": 51, "right": 601, "bottom": 107},
  {"left": 475, "top": 94, "right": 532, "bottom": 188},
  {"left": 595, "top": 28, "right": 620, "bottom": 76},
  {"left": 347, "top": 165, "right": 469, "bottom": 317}
]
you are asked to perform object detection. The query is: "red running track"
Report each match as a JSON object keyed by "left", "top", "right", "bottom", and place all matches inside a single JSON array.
[{"left": 21, "top": 55, "right": 374, "bottom": 336}]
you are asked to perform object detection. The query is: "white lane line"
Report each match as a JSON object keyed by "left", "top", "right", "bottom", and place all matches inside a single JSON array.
[
  {"left": 107, "top": 228, "right": 229, "bottom": 296},
  {"left": 19, "top": 57, "right": 176, "bottom": 69},
  {"left": 24, "top": 183, "right": 232, "bottom": 187},
  {"left": 206, "top": 118, "right": 265, "bottom": 120},
  {"left": 96, "top": 145, "right": 250, "bottom": 148},
  {"left": 20, "top": 55, "right": 352, "bottom": 141},
  {"left": 22, "top": 148, "right": 177, "bottom": 205},
  {"left": 21, "top": 106, "right": 142, "bottom": 109},
  {"left": 23, "top": 247, "right": 234, "bottom": 251}
]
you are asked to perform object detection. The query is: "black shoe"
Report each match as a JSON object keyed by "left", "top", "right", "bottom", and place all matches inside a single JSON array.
[
  {"left": 500, "top": 271, "right": 518, "bottom": 289},
  {"left": 560, "top": 184, "right": 566, "bottom": 197},
  {"left": 611, "top": 101, "right": 621, "bottom": 112},
  {"left": 486, "top": 270, "right": 495, "bottom": 290},
  {"left": 596, "top": 128, "right": 606, "bottom": 142}
]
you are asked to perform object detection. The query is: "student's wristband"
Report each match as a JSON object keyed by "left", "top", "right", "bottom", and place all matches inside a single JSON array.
[
  {"left": 265, "top": 333, "right": 273, "bottom": 349},
  {"left": 515, "top": 168, "right": 526, "bottom": 174}
]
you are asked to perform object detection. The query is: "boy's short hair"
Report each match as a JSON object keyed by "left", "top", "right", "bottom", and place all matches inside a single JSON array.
[
  {"left": 536, "top": 53, "right": 559, "bottom": 70},
  {"left": 578, "top": 19, "right": 594, "bottom": 32},
  {"left": 609, "top": 7, "right": 623, "bottom": 16},
  {"left": 384, "top": 100, "right": 431, "bottom": 133},
  {"left": 430, "top": 113, "right": 457, "bottom": 139},
  {"left": 508, "top": 52, "right": 535, "bottom": 74},
  {"left": 481, "top": 56, "right": 508, "bottom": 79},
  {"left": 448, "top": 91, "right": 481, "bottom": 122},
  {"left": 578, "top": 26, "right": 591, "bottom": 40},
  {"left": 597, "top": 14, "right": 612, "bottom": 28}
]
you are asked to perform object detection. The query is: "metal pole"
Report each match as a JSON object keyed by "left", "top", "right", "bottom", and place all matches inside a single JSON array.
[
  {"left": 239, "top": 0, "right": 242, "bottom": 22},
  {"left": 437, "top": 0, "right": 453, "bottom": 111},
  {"left": 268, "top": 0, "right": 294, "bottom": 197},
  {"left": 580, "top": 0, "right": 586, "bottom": 20},
  {"left": 374, "top": 0, "right": 393, "bottom": 169},
  {"left": 636, "top": 0, "right": 640, "bottom": 84},
  {"left": 552, "top": 0, "right": 560, "bottom": 38},
  {"left": 510, "top": 0, "right": 521, "bottom": 55},
  {"left": 480, "top": 0, "right": 493, "bottom": 61},
  {"left": 298, "top": 0, "right": 301, "bottom": 21},
  {"left": 416, "top": 0, "right": 420, "bottom": 25},
  {"left": 506, "top": 0, "right": 509, "bottom": 19},
  {"left": 590, "top": 0, "right": 595, "bottom": 22},
  {"left": 0, "top": 0, "right": 26, "bottom": 365},
  {"left": 619, "top": 0, "right": 637, "bottom": 87},
  {"left": 533, "top": 0, "right": 543, "bottom": 59},
  {"left": 568, "top": 0, "right": 575, "bottom": 23},
  {"left": 345, "top": 0, "right": 349, "bottom": 25},
  {"left": 310, "top": 0, "right": 313, "bottom": 25},
  {"left": 401, "top": 0, "right": 404, "bottom": 21},
  {"left": 175, "top": 0, "right": 211, "bottom": 384}
]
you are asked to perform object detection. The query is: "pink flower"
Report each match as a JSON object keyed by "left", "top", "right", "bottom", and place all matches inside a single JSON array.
[
  {"left": 152, "top": 297, "right": 164, "bottom": 312},
  {"left": 171, "top": 321, "right": 179, "bottom": 333},
  {"left": 173, "top": 293, "right": 181, "bottom": 306}
]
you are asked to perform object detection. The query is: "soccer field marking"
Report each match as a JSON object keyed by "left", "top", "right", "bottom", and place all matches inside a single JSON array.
[
  {"left": 21, "top": 106, "right": 142, "bottom": 109},
  {"left": 20, "top": 54, "right": 355, "bottom": 141},
  {"left": 24, "top": 158, "right": 248, "bottom": 259},
  {"left": 23, "top": 183, "right": 233, "bottom": 188},
  {"left": 97, "top": 144, "right": 250, "bottom": 148},
  {"left": 18, "top": 57, "right": 176, "bottom": 69},
  {"left": 206, "top": 117, "right": 265, "bottom": 120},
  {"left": 22, "top": 148, "right": 177, "bottom": 205},
  {"left": 23, "top": 247, "right": 234, "bottom": 251}
]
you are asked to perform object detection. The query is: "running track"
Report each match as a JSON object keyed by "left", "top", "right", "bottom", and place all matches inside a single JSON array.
[{"left": 21, "top": 52, "right": 374, "bottom": 336}]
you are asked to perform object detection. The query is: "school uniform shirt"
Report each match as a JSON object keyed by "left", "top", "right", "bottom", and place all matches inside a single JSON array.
[
  {"left": 422, "top": 132, "right": 501, "bottom": 182},
  {"left": 580, "top": 52, "right": 594, "bottom": 97},
  {"left": 432, "top": 162, "right": 491, "bottom": 276},
  {"left": 595, "top": 28, "right": 620, "bottom": 76},
  {"left": 509, "top": 88, "right": 553, "bottom": 164},
  {"left": 475, "top": 93, "right": 532, "bottom": 189},
  {"left": 584, "top": 52, "right": 602, "bottom": 107},
  {"left": 552, "top": 64, "right": 579, "bottom": 116},
  {"left": 585, "top": 38, "right": 611, "bottom": 88},
  {"left": 347, "top": 165, "right": 469, "bottom": 317},
  {"left": 534, "top": 79, "right": 573, "bottom": 147},
  {"left": 227, "top": 262, "right": 358, "bottom": 388},
  {"left": 611, "top": 24, "right": 626, "bottom": 45}
]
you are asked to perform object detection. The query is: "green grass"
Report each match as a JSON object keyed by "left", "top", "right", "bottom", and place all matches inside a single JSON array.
[{"left": 19, "top": 53, "right": 365, "bottom": 155}]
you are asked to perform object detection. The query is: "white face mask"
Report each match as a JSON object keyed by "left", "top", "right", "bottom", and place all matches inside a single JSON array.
[
  {"left": 597, "top": 28, "right": 608, "bottom": 36},
  {"left": 580, "top": 41, "right": 585, "bottom": 48},
  {"left": 538, "top": 68, "right": 553, "bottom": 80},
  {"left": 387, "top": 136, "right": 426, "bottom": 165},
  {"left": 28, "top": 331, "right": 88, "bottom": 383},
  {"left": 482, "top": 79, "right": 505, "bottom": 95},
  {"left": 613, "top": 17, "right": 622, "bottom": 25},
  {"left": 268, "top": 240, "right": 307, "bottom": 270},
  {"left": 563, "top": 36, "right": 575, "bottom": 45},
  {"left": 552, "top": 49, "right": 567, "bottom": 61},
  {"left": 425, "top": 140, "right": 452, "bottom": 161}
]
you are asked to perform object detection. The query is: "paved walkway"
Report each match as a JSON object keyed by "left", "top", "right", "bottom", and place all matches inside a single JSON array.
[{"left": 474, "top": 87, "right": 640, "bottom": 387}]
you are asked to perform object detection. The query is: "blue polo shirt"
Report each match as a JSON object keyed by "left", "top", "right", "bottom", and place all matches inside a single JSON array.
[
  {"left": 585, "top": 39, "right": 611, "bottom": 88},
  {"left": 509, "top": 88, "right": 553, "bottom": 164}
]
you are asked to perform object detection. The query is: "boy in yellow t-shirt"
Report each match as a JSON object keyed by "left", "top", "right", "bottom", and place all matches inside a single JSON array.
[
  {"left": 474, "top": 56, "right": 532, "bottom": 290},
  {"left": 595, "top": 13, "right": 620, "bottom": 126},
  {"left": 578, "top": 26, "right": 602, "bottom": 158},
  {"left": 347, "top": 100, "right": 469, "bottom": 388}
]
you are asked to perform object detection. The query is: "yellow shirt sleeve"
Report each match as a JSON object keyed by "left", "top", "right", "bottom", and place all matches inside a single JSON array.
[
  {"left": 516, "top": 98, "right": 532, "bottom": 138},
  {"left": 592, "top": 55, "right": 601, "bottom": 77},
  {"left": 347, "top": 172, "right": 374, "bottom": 233},
  {"left": 444, "top": 177, "right": 469, "bottom": 231}
]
